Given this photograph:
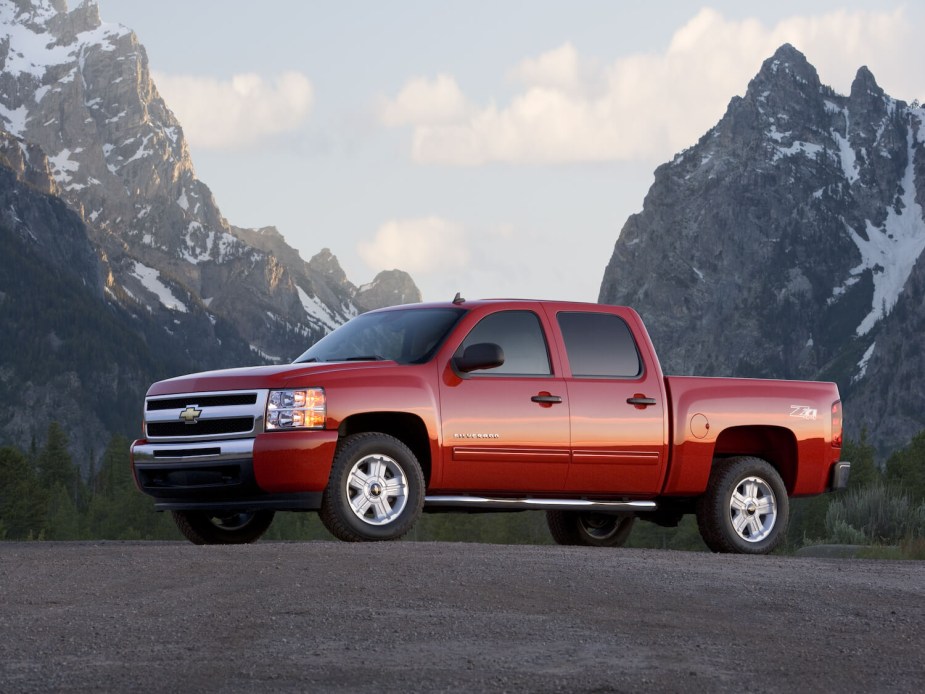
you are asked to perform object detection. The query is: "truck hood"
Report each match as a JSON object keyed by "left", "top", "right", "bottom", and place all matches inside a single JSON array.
[{"left": 146, "top": 360, "right": 399, "bottom": 396}]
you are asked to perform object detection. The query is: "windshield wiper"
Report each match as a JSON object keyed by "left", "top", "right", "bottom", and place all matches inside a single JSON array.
[{"left": 334, "top": 355, "right": 387, "bottom": 362}]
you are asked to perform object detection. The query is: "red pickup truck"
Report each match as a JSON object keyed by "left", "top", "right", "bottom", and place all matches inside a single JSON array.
[{"left": 131, "top": 299, "right": 849, "bottom": 554}]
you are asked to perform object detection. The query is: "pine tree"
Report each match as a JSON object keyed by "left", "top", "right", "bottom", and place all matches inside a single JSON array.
[
  {"left": 885, "top": 430, "right": 925, "bottom": 503},
  {"left": 842, "top": 428, "right": 882, "bottom": 490},
  {"left": 0, "top": 446, "right": 48, "bottom": 539},
  {"left": 85, "top": 435, "right": 177, "bottom": 540},
  {"left": 35, "top": 422, "right": 78, "bottom": 497}
]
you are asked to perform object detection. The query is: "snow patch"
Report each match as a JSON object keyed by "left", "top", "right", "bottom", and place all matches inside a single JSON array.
[
  {"left": 854, "top": 342, "right": 876, "bottom": 383},
  {"left": 831, "top": 107, "right": 860, "bottom": 184},
  {"left": 773, "top": 140, "right": 823, "bottom": 162},
  {"left": 130, "top": 261, "right": 189, "bottom": 313},
  {"left": 181, "top": 229, "right": 239, "bottom": 264},
  {"left": 122, "top": 134, "right": 153, "bottom": 165},
  {"left": 250, "top": 345, "right": 282, "bottom": 363},
  {"left": 47, "top": 147, "right": 82, "bottom": 183},
  {"left": 847, "top": 127, "right": 925, "bottom": 335},
  {"left": 0, "top": 104, "right": 29, "bottom": 137},
  {"left": 296, "top": 286, "right": 341, "bottom": 331}
]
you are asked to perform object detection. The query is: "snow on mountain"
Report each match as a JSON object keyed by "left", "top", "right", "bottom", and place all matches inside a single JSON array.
[
  {"left": 847, "top": 128, "right": 925, "bottom": 335},
  {"left": 0, "top": 0, "right": 420, "bottom": 363},
  {"left": 128, "top": 261, "right": 188, "bottom": 313},
  {"left": 599, "top": 43, "right": 925, "bottom": 455}
]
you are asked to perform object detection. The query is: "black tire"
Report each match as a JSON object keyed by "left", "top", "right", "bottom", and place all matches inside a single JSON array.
[
  {"left": 319, "top": 433, "right": 425, "bottom": 542},
  {"left": 546, "top": 510, "right": 635, "bottom": 547},
  {"left": 171, "top": 510, "right": 275, "bottom": 545},
  {"left": 696, "top": 456, "right": 789, "bottom": 554}
]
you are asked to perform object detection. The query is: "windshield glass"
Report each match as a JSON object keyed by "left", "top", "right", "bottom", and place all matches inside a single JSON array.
[{"left": 294, "top": 307, "right": 466, "bottom": 365}]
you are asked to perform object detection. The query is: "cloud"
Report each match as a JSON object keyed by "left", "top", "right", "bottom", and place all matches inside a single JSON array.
[
  {"left": 379, "top": 74, "right": 469, "bottom": 126},
  {"left": 509, "top": 42, "right": 586, "bottom": 93},
  {"left": 382, "top": 7, "right": 920, "bottom": 165},
  {"left": 152, "top": 71, "right": 314, "bottom": 149},
  {"left": 358, "top": 217, "right": 470, "bottom": 275}
]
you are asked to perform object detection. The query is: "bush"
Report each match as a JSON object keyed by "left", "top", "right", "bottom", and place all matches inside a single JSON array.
[{"left": 824, "top": 483, "right": 925, "bottom": 545}]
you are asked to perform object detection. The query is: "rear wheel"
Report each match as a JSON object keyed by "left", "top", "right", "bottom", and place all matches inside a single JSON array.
[
  {"left": 320, "top": 433, "right": 424, "bottom": 542},
  {"left": 546, "top": 510, "right": 635, "bottom": 547},
  {"left": 696, "top": 456, "right": 788, "bottom": 554},
  {"left": 172, "top": 510, "right": 275, "bottom": 545}
]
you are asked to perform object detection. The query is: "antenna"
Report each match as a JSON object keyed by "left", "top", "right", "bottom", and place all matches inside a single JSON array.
[{"left": 452, "top": 292, "right": 465, "bottom": 305}]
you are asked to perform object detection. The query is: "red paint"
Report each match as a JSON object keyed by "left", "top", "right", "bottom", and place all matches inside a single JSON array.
[
  {"left": 133, "top": 299, "right": 845, "bottom": 504},
  {"left": 252, "top": 430, "right": 339, "bottom": 493}
]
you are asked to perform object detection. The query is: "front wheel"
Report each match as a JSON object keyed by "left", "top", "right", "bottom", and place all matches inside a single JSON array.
[
  {"left": 319, "top": 433, "right": 425, "bottom": 542},
  {"left": 696, "top": 456, "right": 789, "bottom": 554},
  {"left": 546, "top": 510, "right": 635, "bottom": 547},
  {"left": 172, "top": 510, "right": 275, "bottom": 545}
]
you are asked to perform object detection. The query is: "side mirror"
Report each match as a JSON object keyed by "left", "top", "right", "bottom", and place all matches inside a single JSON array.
[{"left": 454, "top": 343, "right": 505, "bottom": 374}]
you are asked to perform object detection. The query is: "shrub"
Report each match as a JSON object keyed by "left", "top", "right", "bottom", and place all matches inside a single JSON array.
[{"left": 824, "top": 483, "right": 925, "bottom": 545}]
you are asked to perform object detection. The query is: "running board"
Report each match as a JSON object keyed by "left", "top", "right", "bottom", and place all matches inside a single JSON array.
[{"left": 423, "top": 496, "right": 657, "bottom": 512}]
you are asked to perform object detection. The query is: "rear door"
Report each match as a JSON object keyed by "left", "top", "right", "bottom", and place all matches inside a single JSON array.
[
  {"left": 550, "top": 309, "right": 668, "bottom": 495},
  {"left": 438, "top": 308, "right": 570, "bottom": 492}
]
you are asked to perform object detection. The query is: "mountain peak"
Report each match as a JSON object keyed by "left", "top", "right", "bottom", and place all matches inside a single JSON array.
[
  {"left": 748, "top": 43, "right": 820, "bottom": 97},
  {"left": 601, "top": 45, "right": 925, "bottom": 457},
  {"left": 1, "top": 0, "right": 99, "bottom": 34},
  {"left": 850, "top": 65, "right": 885, "bottom": 101}
]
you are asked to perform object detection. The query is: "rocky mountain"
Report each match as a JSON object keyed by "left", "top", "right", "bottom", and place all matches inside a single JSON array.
[
  {"left": 0, "top": 0, "right": 419, "bottom": 460},
  {"left": 1, "top": 129, "right": 194, "bottom": 460},
  {"left": 600, "top": 44, "right": 925, "bottom": 456}
]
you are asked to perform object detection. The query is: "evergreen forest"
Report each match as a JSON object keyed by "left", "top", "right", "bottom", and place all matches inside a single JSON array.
[{"left": 1, "top": 422, "right": 923, "bottom": 558}]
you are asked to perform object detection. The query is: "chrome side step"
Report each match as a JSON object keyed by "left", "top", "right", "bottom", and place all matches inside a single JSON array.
[{"left": 423, "top": 496, "right": 657, "bottom": 512}]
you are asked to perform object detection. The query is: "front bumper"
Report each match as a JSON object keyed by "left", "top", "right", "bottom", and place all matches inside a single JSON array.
[{"left": 131, "top": 430, "right": 338, "bottom": 511}]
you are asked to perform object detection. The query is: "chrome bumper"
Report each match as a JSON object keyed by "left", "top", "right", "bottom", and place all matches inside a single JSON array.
[{"left": 829, "top": 461, "right": 851, "bottom": 491}]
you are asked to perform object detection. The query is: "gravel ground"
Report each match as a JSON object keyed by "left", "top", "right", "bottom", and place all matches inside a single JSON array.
[{"left": 0, "top": 541, "right": 923, "bottom": 693}]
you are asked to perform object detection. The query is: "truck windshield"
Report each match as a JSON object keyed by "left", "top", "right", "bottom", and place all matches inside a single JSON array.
[{"left": 294, "top": 307, "right": 466, "bottom": 365}]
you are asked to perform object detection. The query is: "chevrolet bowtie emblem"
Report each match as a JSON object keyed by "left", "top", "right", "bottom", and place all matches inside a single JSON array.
[{"left": 179, "top": 406, "right": 202, "bottom": 424}]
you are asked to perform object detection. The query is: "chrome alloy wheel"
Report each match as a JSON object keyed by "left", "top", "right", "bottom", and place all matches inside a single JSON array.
[
  {"left": 345, "top": 454, "right": 409, "bottom": 526},
  {"left": 729, "top": 476, "right": 777, "bottom": 543}
]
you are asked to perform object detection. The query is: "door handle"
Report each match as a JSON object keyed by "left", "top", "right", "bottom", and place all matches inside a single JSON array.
[
  {"left": 627, "top": 396, "right": 657, "bottom": 407},
  {"left": 531, "top": 394, "right": 563, "bottom": 404}
]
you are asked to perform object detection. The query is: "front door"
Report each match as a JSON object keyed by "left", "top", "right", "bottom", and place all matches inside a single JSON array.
[{"left": 438, "top": 310, "right": 570, "bottom": 493}]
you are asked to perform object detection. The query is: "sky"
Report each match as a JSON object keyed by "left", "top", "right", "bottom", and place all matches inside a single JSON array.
[{"left": 100, "top": 0, "right": 925, "bottom": 303}]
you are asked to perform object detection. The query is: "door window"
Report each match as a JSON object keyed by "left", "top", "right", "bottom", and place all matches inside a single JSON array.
[
  {"left": 459, "top": 311, "right": 551, "bottom": 376},
  {"left": 557, "top": 312, "right": 641, "bottom": 378}
]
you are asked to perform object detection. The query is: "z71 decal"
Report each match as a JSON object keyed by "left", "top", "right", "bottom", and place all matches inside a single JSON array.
[{"left": 789, "top": 405, "right": 818, "bottom": 420}]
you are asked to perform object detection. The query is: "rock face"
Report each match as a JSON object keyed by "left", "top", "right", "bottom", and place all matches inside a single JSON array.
[
  {"left": 599, "top": 44, "right": 925, "bottom": 455},
  {"left": 0, "top": 129, "right": 211, "bottom": 462},
  {"left": 0, "top": 0, "right": 420, "bottom": 458}
]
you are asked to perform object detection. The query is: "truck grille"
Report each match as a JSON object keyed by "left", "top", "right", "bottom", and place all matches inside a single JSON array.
[
  {"left": 146, "top": 393, "right": 257, "bottom": 411},
  {"left": 147, "top": 417, "right": 254, "bottom": 438},
  {"left": 144, "top": 390, "right": 268, "bottom": 442}
]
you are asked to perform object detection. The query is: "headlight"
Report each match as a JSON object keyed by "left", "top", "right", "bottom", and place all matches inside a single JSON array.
[{"left": 266, "top": 388, "right": 326, "bottom": 430}]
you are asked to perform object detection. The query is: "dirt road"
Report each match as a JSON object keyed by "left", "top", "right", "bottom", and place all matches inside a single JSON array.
[{"left": 1, "top": 541, "right": 922, "bottom": 693}]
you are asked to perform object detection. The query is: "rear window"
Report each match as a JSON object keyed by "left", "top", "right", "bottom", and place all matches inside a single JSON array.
[{"left": 557, "top": 312, "right": 641, "bottom": 378}]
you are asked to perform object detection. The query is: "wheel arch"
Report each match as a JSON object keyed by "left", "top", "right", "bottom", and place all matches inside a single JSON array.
[
  {"left": 337, "top": 412, "right": 432, "bottom": 485},
  {"left": 711, "top": 425, "right": 798, "bottom": 493}
]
